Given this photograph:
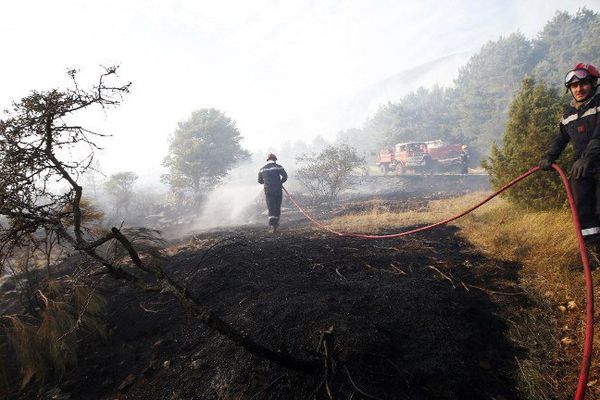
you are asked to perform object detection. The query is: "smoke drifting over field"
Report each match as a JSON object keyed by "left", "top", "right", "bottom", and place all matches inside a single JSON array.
[
  {"left": 195, "top": 181, "right": 263, "bottom": 231},
  {"left": 192, "top": 160, "right": 288, "bottom": 233}
]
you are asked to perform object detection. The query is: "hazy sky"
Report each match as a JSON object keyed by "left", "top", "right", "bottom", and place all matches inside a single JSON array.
[{"left": 1, "top": 0, "right": 599, "bottom": 180}]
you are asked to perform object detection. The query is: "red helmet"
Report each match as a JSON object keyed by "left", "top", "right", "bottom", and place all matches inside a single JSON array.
[
  {"left": 565, "top": 63, "right": 600, "bottom": 87},
  {"left": 266, "top": 153, "right": 277, "bottom": 161}
]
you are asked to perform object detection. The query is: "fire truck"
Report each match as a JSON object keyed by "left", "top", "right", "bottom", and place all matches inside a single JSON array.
[{"left": 376, "top": 140, "right": 465, "bottom": 174}]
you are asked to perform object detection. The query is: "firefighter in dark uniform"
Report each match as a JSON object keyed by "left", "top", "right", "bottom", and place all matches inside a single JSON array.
[
  {"left": 539, "top": 63, "right": 600, "bottom": 261},
  {"left": 258, "top": 153, "right": 288, "bottom": 233},
  {"left": 460, "top": 145, "right": 469, "bottom": 175}
]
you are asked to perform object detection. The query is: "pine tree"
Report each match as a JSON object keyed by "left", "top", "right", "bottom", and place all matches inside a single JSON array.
[
  {"left": 482, "top": 78, "right": 569, "bottom": 209},
  {"left": 455, "top": 33, "right": 536, "bottom": 154}
]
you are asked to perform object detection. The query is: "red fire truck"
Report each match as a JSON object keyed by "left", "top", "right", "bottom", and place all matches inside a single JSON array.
[{"left": 377, "top": 140, "right": 465, "bottom": 174}]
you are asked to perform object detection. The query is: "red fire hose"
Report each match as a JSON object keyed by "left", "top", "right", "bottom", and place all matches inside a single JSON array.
[{"left": 283, "top": 164, "right": 594, "bottom": 400}]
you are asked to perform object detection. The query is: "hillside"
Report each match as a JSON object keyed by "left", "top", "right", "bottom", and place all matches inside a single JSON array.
[{"left": 339, "top": 9, "right": 600, "bottom": 158}]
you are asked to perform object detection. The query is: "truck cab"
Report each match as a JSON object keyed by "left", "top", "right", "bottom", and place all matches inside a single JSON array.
[
  {"left": 376, "top": 140, "right": 465, "bottom": 175},
  {"left": 376, "top": 142, "right": 432, "bottom": 174},
  {"left": 393, "top": 142, "right": 432, "bottom": 174}
]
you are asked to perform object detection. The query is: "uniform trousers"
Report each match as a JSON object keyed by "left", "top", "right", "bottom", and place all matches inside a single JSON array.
[
  {"left": 264, "top": 188, "right": 282, "bottom": 226},
  {"left": 571, "top": 173, "right": 600, "bottom": 237}
]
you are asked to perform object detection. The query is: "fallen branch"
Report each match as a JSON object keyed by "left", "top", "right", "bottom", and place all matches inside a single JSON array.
[
  {"left": 426, "top": 265, "right": 456, "bottom": 288},
  {"left": 344, "top": 366, "right": 383, "bottom": 400},
  {"left": 390, "top": 262, "right": 407, "bottom": 276},
  {"left": 319, "top": 326, "right": 336, "bottom": 400},
  {"left": 365, "top": 263, "right": 406, "bottom": 276},
  {"left": 372, "top": 245, "right": 400, "bottom": 252},
  {"left": 462, "top": 283, "right": 526, "bottom": 296},
  {"left": 390, "top": 266, "right": 407, "bottom": 275}
]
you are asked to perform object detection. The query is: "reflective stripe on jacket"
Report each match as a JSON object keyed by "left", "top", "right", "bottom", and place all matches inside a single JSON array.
[{"left": 546, "top": 88, "right": 600, "bottom": 165}]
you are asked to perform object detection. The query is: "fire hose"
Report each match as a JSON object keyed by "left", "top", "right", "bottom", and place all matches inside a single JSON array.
[{"left": 283, "top": 164, "right": 594, "bottom": 400}]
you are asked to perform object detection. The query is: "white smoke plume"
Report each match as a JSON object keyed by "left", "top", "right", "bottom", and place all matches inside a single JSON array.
[
  {"left": 194, "top": 181, "right": 264, "bottom": 231},
  {"left": 192, "top": 160, "right": 268, "bottom": 232}
]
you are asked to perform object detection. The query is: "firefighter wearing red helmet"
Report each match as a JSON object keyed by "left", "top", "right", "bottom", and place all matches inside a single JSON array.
[
  {"left": 258, "top": 153, "right": 288, "bottom": 233},
  {"left": 540, "top": 62, "right": 600, "bottom": 262}
]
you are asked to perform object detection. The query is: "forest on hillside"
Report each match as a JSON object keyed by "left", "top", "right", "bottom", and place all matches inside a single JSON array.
[{"left": 336, "top": 9, "right": 600, "bottom": 160}]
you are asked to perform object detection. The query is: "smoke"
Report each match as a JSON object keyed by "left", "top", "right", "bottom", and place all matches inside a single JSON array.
[
  {"left": 194, "top": 181, "right": 264, "bottom": 231},
  {"left": 192, "top": 147, "right": 316, "bottom": 232},
  {"left": 77, "top": 149, "right": 311, "bottom": 238},
  {"left": 192, "top": 161, "right": 267, "bottom": 232}
]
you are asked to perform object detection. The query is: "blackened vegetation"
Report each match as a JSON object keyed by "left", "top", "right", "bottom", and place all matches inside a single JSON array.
[{"left": 11, "top": 223, "right": 560, "bottom": 400}]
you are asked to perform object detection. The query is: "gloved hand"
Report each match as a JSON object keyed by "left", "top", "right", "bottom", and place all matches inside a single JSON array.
[
  {"left": 538, "top": 158, "right": 554, "bottom": 171},
  {"left": 571, "top": 158, "right": 592, "bottom": 179}
]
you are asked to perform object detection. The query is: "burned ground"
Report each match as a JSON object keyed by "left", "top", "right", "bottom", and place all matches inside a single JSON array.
[{"left": 4, "top": 218, "right": 563, "bottom": 400}]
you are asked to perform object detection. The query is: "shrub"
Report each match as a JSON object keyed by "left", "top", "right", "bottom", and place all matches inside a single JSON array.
[
  {"left": 296, "top": 144, "right": 365, "bottom": 202},
  {"left": 482, "top": 78, "right": 570, "bottom": 210}
]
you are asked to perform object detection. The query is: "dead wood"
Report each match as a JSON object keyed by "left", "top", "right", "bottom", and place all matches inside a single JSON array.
[
  {"left": 318, "top": 326, "right": 336, "bottom": 400},
  {"left": 344, "top": 366, "right": 384, "bottom": 400},
  {"left": 427, "top": 265, "right": 456, "bottom": 288}
]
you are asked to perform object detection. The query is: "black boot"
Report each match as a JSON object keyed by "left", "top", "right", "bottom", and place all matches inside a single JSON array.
[{"left": 583, "top": 236, "right": 600, "bottom": 271}]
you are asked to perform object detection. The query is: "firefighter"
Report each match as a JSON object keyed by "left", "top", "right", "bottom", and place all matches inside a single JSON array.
[
  {"left": 539, "top": 63, "right": 600, "bottom": 264},
  {"left": 460, "top": 145, "right": 469, "bottom": 175},
  {"left": 258, "top": 153, "right": 288, "bottom": 233}
]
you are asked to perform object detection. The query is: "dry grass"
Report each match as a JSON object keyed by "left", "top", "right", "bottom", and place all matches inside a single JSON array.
[
  {"left": 7, "top": 300, "right": 79, "bottom": 387},
  {"left": 36, "top": 300, "right": 79, "bottom": 380},
  {"left": 330, "top": 192, "right": 580, "bottom": 295},
  {"left": 454, "top": 198, "right": 580, "bottom": 298},
  {"left": 2, "top": 281, "right": 107, "bottom": 388},
  {"left": 453, "top": 197, "right": 600, "bottom": 399},
  {"left": 329, "top": 192, "right": 491, "bottom": 233},
  {"left": 6, "top": 316, "right": 45, "bottom": 388}
]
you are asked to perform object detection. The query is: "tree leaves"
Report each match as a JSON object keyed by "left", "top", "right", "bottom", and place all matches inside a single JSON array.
[
  {"left": 161, "top": 109, "right": 250, "bottom": 201},
  {"left": 481, "top": 78, "right": 568, "bottom": 210}
]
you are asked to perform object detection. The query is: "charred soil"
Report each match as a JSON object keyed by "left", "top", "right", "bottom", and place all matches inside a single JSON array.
[{"left": 6, "top": 198, "right": 562, "bottom": 400}]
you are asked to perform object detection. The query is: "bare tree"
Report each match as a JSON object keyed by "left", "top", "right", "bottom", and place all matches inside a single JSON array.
[
  {"left": 296, "top": 144, "right": 366, "bottom": 202},
  {"left": 0, "top": 67, "right": 318, "bottom": 386}
]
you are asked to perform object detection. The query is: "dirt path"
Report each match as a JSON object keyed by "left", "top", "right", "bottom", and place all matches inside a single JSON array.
[{"left": 13, "top": 221, "right": 558, "bottom": 400}]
